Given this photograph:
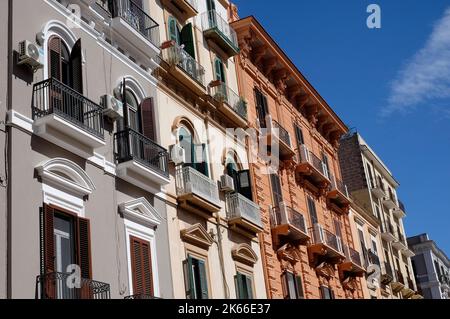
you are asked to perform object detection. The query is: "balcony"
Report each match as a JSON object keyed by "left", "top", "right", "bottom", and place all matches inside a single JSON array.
[
  {"left": 160, "top": 0, "right": 198, "bottom": 19},
  {"left": 161, "top": 41, "right": 206, "bottom": 95},
  {"left": 382, "top": 194, "right": 398, "bottom": 210},
  {"left": 370, "top": 181, "right": 385, "bottom": 199},
  {"left": 176, "top": 166, "right": 221, "bottom": 214},
  {"left": 401, "top": 246, "right": 415, "bottom": 258},
  {"left": 392, "top": 232, "right": 408, "bottom": 251},
  {"left": 296, "top": 145, "right": 331, "bottom": 191},
  {"left": 391, "top": 270, "right": 405, "bottom": 293},
  {"left": 35, "top": 272, "right": 110, "bottom": 299},
  {"left": 380, "top": 221, "right": 396, "bottom": 242},
  {"left": 209, "top": 81, "right": 248, "bottom": 127},
  {"left": 201, "top": 10, "right": 239, "bottom": 58},
  {"left": 308, "top": 224, "right": 345, "bottom": 263},
  {"left": 110, "top": 0, "right": 160, "bottom": 58},
  {"left": 114, "top": 128, "right": 170, "bottom": 191},
  {"left": 226, "top": 193, "right": 262, "bottom": 235},
  {"left": 264, "top": 115, "right": 296, "bottom": 161},
  {"left": 393, "top": 200, "right": 406, "bottom": 219},
  {"left": 339, "top": 245, "right": 365, "bottom": 277},
  {"left": 32, "top": 78, "right": 105, "bottom": 159},
  {"left": 326, "top": 174, "right": 350, "bottom": 214},
  {"left": 271, "top": 203, "right": 310, "bottom": 244}
]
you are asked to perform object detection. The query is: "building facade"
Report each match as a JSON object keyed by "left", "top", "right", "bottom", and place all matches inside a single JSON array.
[
  {"left": 339, "top": 132, "right": 421, "bottom": 299},
  {"left": 408, "top": 234, "right": 450, "bottom": 299},
  {"left": 232, "top": 16, "right": 365, "bottom": 299}
]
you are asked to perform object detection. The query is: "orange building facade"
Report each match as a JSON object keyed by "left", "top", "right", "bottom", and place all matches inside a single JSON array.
[{"left": 231, "top": 15, "right": 365, "bottom": 299}]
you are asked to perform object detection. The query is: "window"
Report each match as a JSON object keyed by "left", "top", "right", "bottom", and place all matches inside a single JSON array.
[
  {"left": 357, "top": 227, "right": 367, "bottom": 263},
  {"left": 307, "top": 196, "right": 318, "bottom": 225},
  {"left": 184, "top": 255, "right": 209, "bottom": 299},
  {"left": 322, "top": 152, "right": 330, "bottom": 177},
  {"left": 48, "top": 37, "right": 83, "bottom": 93},
  {"left": 226, "top": 157, "right": 253, "bottom": 200},
  {"left": 254, "top": 88, "right": 269, "bottom": 128},
  {"left": 215, "top": 58, "right": 226, "bottom": 83},
  {"left": 206, "top": 0, "right": 216, "bottom": 11},
  {"left": 282, "top": 272, "right": 304, "bottom": 299},
  {"left": 320, "top": 286, "right": 334, "bottom": 299},
  {"left": 270, "top": 174, "right": 283, "bottom": 207},
  {"left": 334, "top": 219, "right": 342, "bottom": 240},
  {"left": 179, "top": 127, "right": 209, "bottom": 177},
  {"left": 294, "top": 124, "right": 304, "bottom": 155},
  {"left": 129, "top": 236, "right": 154, "bottom": 297},
  {"left": 366, "top": 163, "right": 374, "bottom": 188},
  {"left": 235, "top": 273, "right": 254, "bottom": 299}
]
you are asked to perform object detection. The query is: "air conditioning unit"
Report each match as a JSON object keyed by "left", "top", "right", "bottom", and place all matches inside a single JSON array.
[
  {"left": 299, "top": 144, "right": 311, "bottom": 163},
  {"left": 277, "top": 202, "right": 289, "bottom": 225},
  {"left": 17, "top": 40, "right": 43, "bottom": 70},
  {"left": 101, "top": 94, "right": 124, "bottom": 120},
  {"left": 219, "top": 174, "right": 234, "bottom": 192},
  {"left": 313, "top": 223, "right": 325, "bottom": 243},
  {"left": 169, "top": 144, "right": 185, "bottom": 165}
]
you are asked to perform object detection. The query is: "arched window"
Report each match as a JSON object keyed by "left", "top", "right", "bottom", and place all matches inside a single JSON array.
[
  {"left": 124, "top": 89, "right": 140, "bottom": 132},
  {"left": 178, "top": 126, "right": 209, "bottom": 177},
  {"left": 48, "top": 36, "right": 83, "bottom": 93}
]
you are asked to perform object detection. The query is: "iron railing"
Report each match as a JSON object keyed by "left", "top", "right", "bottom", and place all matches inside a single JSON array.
[
  {"left": 114, "top": 128, "right": 169, "bottom": 178},
  {"left": 201, "top": 10, "right": 239, "bottom": 52},
  {"left": 162, "top": 42, "right": 205, "bottom": 86},
  {"left": 343, "top": 244, "right": 363, "bottom": 268},
  {"left": 209, "top": 82, "right": 247, "bottom": 120},
  {"left": 112, "top": 0, "right": 160, "bottom": 47},
  {"left": 271, "top": 205, "right": 307, "bottom": 235},
  {"left": 329, "top": 173, "right": 349, "bottom": 197},
  {"left": 298, "top": 145, "right": 329, "bottom": 179},
  {"left": 226, "top": 193, "right": 262, "bottom": 228},
  {"left": 176, "top": 166, "right": 220, "bottom": 206},
  {"left": 35, "top": 272, "right": 110, "bottom": 299},
  {"left": 270, "top": 118, "right": 291, "bottom": 148},
  {"left": 32, "top": 78, "right": 104, "bottom": 139},
  {"left": 309, "top": 225, "right": 343, "bottom": 253},
  {"left": 124, "top": 294, "right": 160, "bottom": 299}
]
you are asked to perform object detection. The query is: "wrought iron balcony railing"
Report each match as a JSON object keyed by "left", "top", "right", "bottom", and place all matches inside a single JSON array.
[
  {"left": 162, "top": 42, "right": 205, "bottom": 86},
  {"left": 271, "top": 205, "right": 307, "bottom": 235},
  {"left": 209, "top": 82, "right": 247, "bottom": 120},
  {"left": 201, "top": 10, "right": 239, "bottom": 52},
  {"left": 329, "top": 173, "right": 349, "bottom": 197},
  {"left": 176, "top": 166, "right": 220, "bottom": 206},
  {"left": 343, "top": 244, "right": 363, "bottom": 268},
  {"left": 32, "top": 78, "right": 104, "bottom": 139},
  {"left": 112, "top": 0, "right": 160, "bottom": 47},
  {"left": 309, "top": 225, "right": 343, "bottom": 253},
  {"left": 35, "top": 272, "right": 110, "bottom": 299},
  {"left": 226, "top": 193, "right": 262, "bottom": 229},
  {"left": 270, "top": 118, "right": 291, "bottom": 148},
  {"left": 114, "top": 128, "right": 169, "bottom": 178}
]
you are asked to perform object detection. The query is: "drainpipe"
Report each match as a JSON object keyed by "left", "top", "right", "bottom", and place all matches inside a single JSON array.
[{"left": 6, "top": 0, "right": 13, "bottom": 299}]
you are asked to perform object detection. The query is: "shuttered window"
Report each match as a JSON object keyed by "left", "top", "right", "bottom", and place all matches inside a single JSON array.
[
  {"left": 181, "top": 23, "right": 195, "bottom": 59},
  {"left": 254, "top": 88, "right": 269, "bottom": 128},
  {"left": 270, "top": 174, "right": 283, "bottom": 207},
  {"left": 215, "top": 58, "right": 226, "bottom": 83},
  {"left": 282, "top": 271, "right": 304, "bottom": 299},
  {"left": 307, "top": 196, "right": 318, "bottom": 225},
  {"left": 235, "top": 273, "right": 254, "bottom": 299},
  {"left": 41, "top": 204, "right": 92, "bottom": 278},
  {"left": 168, "top": 16, "right": 180, "bottom": 44},
  {"left": 140, "top": 97, "right": 156, "bottom": 141},
  {"left": 320, "top": 285, "right": 334, "bottom": 299},
  {"left": 184, "top": 255, "right": 209, "bottom": 299},
  {"left": 294, "top": 124, "right": 304, "bottom": 149},
  {"left": 130, "top": 236, "right": 154, "bottom": 297}
]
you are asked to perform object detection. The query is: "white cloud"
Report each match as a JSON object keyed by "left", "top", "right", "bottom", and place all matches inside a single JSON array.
[{"left": 383, "top": 7, "right": 450, "bottom": 116}]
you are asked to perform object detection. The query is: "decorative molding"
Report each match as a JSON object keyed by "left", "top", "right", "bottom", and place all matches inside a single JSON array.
[
  {"left": 315, "top": 261, "right": 336, "bottom": 280},
  {"left": 181, "top": 223, "right": 214, "bottom": 249},
  {"left": 119, "top": 197, "right": 162, "bottom": 229},
  {"left": 7, "top": 110, "right": 33, "bottom": 133},
  {"left": 36, "top": 158, "right": 95, "bottom": 197},
  {"left": 232, "top": 243, "right": 258, "bottom": 266}
]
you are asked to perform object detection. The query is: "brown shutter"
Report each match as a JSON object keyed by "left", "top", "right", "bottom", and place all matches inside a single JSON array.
[
  {"left": 140, "top": 97, "right": 156, "bottom": 141},
  {"left": 42, "top": 204, "right": 56, "bottom": 299},
  {"left": 48, "top": 37, "right": 62, "bottom": 80},
  {"left": 77, "top": 217, "right": 92, "bottom": 279},
  {"left": 130, "top": 236, "right": 154, "bottom": 297},
  {"left": 70, "top": 39, "right": 83, "bottom": 93}
]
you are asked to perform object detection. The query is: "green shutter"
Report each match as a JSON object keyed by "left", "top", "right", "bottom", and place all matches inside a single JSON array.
[
  {"left": 184, "top": 257, "right": 196, "bottom": 299},
  {"left": 235, "top": 274, "right": 245, "bottom": 299},
  {"left": 198, "top": 259, "right": 209, "bottom": 299},
  {"left": 295, "top": 275, "right": 304, "bottom": 299},
  {"left": 245, "top": 275, "right": 254, "bottom": 299},
  {"left": 215, "top": 58, "right": 226, "bottom": 83},
  {"left": 168, "top": 16, "right": 180, "bottom": 44},
  {"left": 181, "top": 23, "right": 195, "bottom": 59}
]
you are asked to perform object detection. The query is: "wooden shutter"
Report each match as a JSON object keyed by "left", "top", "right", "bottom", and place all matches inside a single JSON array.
[
  {"left": 215, "top": 58, "right": 225, "bottom": 83},
  {"left": 42, "top": 204, "right": 56, "bottom": 299},
  {"left": 70, "top": 39, "right": 83, "bottom": 93},
  {"left": 294, "top": 124, "right": 304, "bottom": 152},
  {"left": 237, "top": 170, "right": 253, "bottom": 201},
  {"left": 184, "top": 256, "right": 195, "bottom": 299},
  {"left": 140, "top": 97, "right": 156, "bottom": 141},
  {"left": 197, "top": 259, "right": 209, "bottom": 299},
  {"left": 307, "top": 197, "right": 318, "bottom": 225},
  {"left": 48, "top": 37, "right": 62, "bottom": 80},
  {"left": 245, "top": 275, "right": 253, "bottom": 299},
  {"left": 295, "top": 275, "right": 304, "bottom": 299},
  {"left": 77, "top": 217, "right": 92, "bottom": 280},
  {"left": 181, "top": 23, "right": 195, "bottom": 59},
  {"left": 235, "top": 274, "right": 245, "bottom": 299},
  {"left": 130, "top": 236, "right": 154, "bottom": 297},
  {"left": 168, "top": 17, "right": 180, "bottom": 44},
  {"left": 270, "top": 174, "right": 283, "bottom": 207},
  {"left": 322, "top": 152, "right": 330, "bottom": 177}
]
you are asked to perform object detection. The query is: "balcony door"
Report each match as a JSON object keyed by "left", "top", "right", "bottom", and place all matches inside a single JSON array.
[
  {"left": 226, "top": 158, "right": 253, "bottom": 200},
  {"left": 206, "top": 0, "right": 216, "bottom": 26},
  {"left": 254, "top": 88, "right": 269, "bottom": 128},
  {"left": 179, "top": 127, "right": 209, "bottom": 177}
]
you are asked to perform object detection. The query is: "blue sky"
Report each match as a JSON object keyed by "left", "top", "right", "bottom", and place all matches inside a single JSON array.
[{"left": 234, "top": 0, "right": 450, "bottom": 253}]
